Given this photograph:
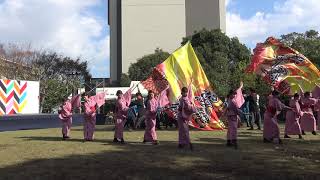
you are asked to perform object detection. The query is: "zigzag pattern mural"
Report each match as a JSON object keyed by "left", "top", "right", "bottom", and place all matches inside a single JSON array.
[{"left": 0, "top": 79, "right": 28, "bottom": 115}]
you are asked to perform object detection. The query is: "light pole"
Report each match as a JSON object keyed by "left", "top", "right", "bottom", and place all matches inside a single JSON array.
[
  {"left": 66, "top": 71, "right": 82, "bottom": 114},
  {"left": 66, "top": 71, "right": 82, "bottom": 96}
]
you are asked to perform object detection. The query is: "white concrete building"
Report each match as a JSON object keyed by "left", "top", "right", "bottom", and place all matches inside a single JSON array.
[{"left": 108, "top": 0, "right": 226, "bottom": 84}]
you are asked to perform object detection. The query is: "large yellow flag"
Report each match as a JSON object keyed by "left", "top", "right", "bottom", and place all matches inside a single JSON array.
[
  {"left": 157, "top": 42, "right": 211, "bottom": 102},
  {"left": 156, "top": 42, "right": 224, "bottom": 130}
]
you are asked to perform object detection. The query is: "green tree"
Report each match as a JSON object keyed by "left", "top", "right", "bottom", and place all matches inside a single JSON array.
[
  {"left": 280, "top": 30, "right": 320, "bottom": 68},
  {"left": 33, "top": 52, "right": 91, "bottom": 113},
  {"left": 120, "top": 73, "right": 131, "bottom": 87},
  {"left": 41, "top": 79, "right": 70, "bottom": 113},
  {"left": 128, "top": 48, "right": 170, "bottom": 81}
]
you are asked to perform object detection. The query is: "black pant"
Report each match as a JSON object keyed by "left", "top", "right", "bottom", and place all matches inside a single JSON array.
[
  {"left": 249, "top": 111, "right": 261, "bottom": 129},
  {"left": 125, "top": 118, "right": 134, "bottom": 128}
]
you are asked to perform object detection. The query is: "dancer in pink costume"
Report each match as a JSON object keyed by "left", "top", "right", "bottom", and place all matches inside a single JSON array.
[
  {"left": 263, "top": 90, "right": 291, "bottom": 144},
  {"left": 58, "top": 98, "right": 72, "bottom": 140},
  {"left": 143, "top": 90, "right": 159, "bottom": 145},
  {"left": 225, "top": 89, "right": 242, "bottom": 149},
  {"left": 83, "top": 95, "right": 97, "bottom": 141},
  {"left": 114, "top": 90, "right": 130, "bottom": 144},
  {"left": 300, "top": 92, "right": 317, "bottom": 135},
  {"left": 177, "top": 87, "right": 196, "bottom": 150},
  {"left": 284, "top": 93, "right": 303, "bottom": 139}
]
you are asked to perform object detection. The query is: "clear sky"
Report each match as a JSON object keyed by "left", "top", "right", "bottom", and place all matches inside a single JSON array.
[{"left": 0, "top": 0, "right": 319, "bottom": 78}]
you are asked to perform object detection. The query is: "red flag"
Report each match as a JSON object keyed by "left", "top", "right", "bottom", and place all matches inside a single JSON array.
[
  {"left": 141, "top": 67, "right": 169, "bottom": 95},
  {"left": 70, "top": 94, "right": 81, "bottom": 109},
  {"left": 157, "top": 86, "right": 170, "bottom": 107},
  {"left": 95, "top": 92, "right": 106, "bottom": 108}
]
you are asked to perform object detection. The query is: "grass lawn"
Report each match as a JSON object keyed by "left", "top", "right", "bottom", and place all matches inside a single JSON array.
[{"left": 0, "top": 124, "right": 320, "bottom": 180}]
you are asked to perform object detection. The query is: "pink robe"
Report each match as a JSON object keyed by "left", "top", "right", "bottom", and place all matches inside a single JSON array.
[
  {"left": 300, "top": 97, "right": 317, "bottom": 132},
  {"left": 315, "top": 100, "right": 320, "bottom": 130},
  {"left": 58, "top": 100, "right": 72, "bottom": 137},
  {"left": 285, "top": 99, "right": 302, "bottom": 135},
  {"left": 263, "top": 96, "right": 284, "bottom": 141},
  {"left": 83, "top": 99, "right": 96, "bottom": 140},
  {"left": 178, "top": 97, "right": 196, "bottom": 145},
  {"left": 226, "top": 98, "right": 240, "bottom": 140},
  {"left": 144, "top": 98, "right": 158, "bottom": 142},
  {"left": 114, "top": 97, "right": 129, "bottom": 139},
  {"left": 318, "top": 111, "right": 320, "bottom": 131}
]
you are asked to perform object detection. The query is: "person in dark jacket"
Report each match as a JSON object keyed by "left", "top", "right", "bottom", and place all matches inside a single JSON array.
[{"left": 246, "top": 88, "right": 261, "bottom": 130}]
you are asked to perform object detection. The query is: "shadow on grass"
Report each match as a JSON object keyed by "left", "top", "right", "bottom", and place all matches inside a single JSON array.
[
  {"left": 238, "top": 130, "right": 263, "bottom": 135},
  {"left": 3, "top": 135, "right": 320, "bottom": 180},
  {"left": 18, "top": 136, "right": 109, "bottom": 144},
  {"left": 71, "top": 126, "right": 114, "bottom": 132},
  {"left": 237, "top": 134, "right": 261, "bottom": 138},
  {"left": 70, "top": 126, "right": 186, "bottom": 132}
]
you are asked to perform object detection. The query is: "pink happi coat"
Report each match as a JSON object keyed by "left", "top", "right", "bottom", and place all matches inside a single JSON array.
[
  {"left": 178, "top": 96, "right": 196, "bottom": 145},
  {"left": 114, "top": 97, "right": 129, "bottom": 139},
  {"left": 285, "top": 99, "right": 302, "bottom": 135},
  {"left": 226, "top": 98, "right": 240, "bottom": 140},
  {"left": 144, "top": 98, "right": 158, "bottom": 142},
  {"left": 59, "top": 100, "right": 72, "bottom": 137},
  {"left": 263, "top": 95, "right": 285, "bottom": 141},
  {"left": 300, "top": 97, "right": 317, "bottom": 132},
  {"left": 83, "top": 97, "right": 97, "bottom": 140}
]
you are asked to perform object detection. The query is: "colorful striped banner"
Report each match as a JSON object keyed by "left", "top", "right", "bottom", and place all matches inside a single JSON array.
[{"left": 0, "top": 79, "right": 28, "bottom": 115}]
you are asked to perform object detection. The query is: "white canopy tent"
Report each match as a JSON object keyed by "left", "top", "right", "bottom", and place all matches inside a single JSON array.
[{"left": 78, "top": 81, "right": 148, "bottom": 100}]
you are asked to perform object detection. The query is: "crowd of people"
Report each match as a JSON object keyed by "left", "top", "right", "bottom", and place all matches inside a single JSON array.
[{"left": 58, "top": 84, "right": 320, "bottom": 150}]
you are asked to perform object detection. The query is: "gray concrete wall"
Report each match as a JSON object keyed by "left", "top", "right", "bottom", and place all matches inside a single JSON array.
[
  {"left": 219, "top": 0, "right": 226, "bottom": 33},
  {"left": 0, "top": 114, "right": 83, "bottom": 132},
  {"left": 121, "top": 0, "right": 186, "bottom": 73},
  {"left": 185, "top": 0, "right": 226, "bottom": 36},
  {"left": 109, "top": 0, "right": 226, "bottom": 79},
  {"left": 109, "top": 0, "right": 121, "bottom": 83}
]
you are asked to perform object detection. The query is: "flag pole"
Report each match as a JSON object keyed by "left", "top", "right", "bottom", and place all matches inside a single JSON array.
[
  {"left": 86, "top": 81, "right": 104, "bottom": 95},
  {"left": 130, "top": 81, "right": 141, "bottom": 92}
]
